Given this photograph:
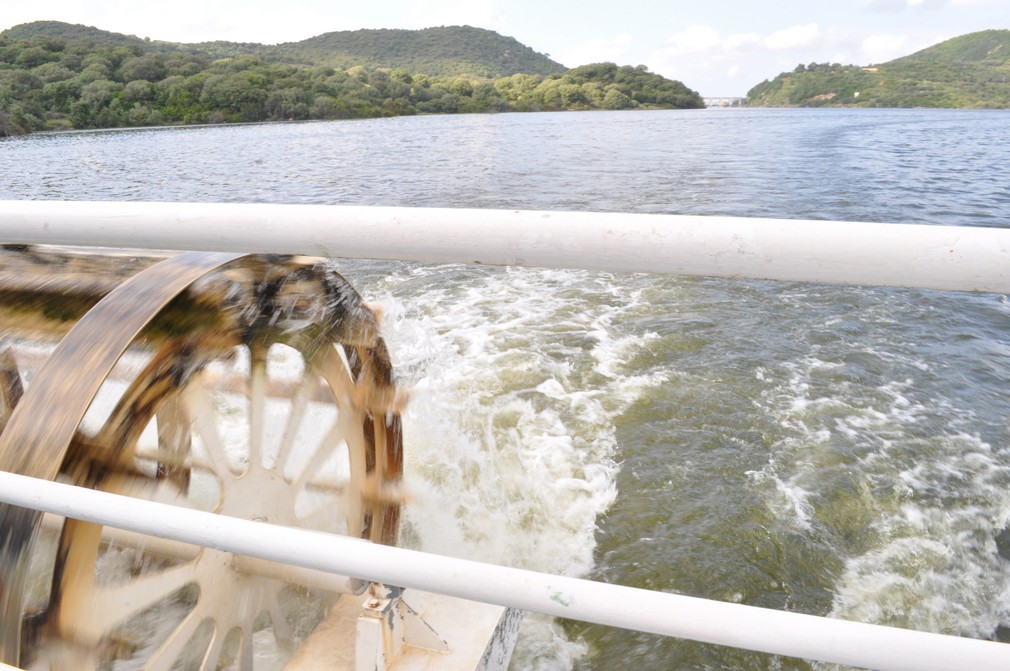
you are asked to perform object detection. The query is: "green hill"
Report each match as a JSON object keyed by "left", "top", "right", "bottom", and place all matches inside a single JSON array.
[
  {"left": 0, "top": 21, "right": 701, "bottom": 136},
  {"left": 266, "top": 26, "right": 565, "bottom": 78},
  {"left": 745, "top": 29, "right": 1010, "bottom": 108},
  {"left": 1, "top": 20, "right": 155, "bottom": 49},
  {"left": 0, "top": 21, "right": 564, "bottom": 78}
]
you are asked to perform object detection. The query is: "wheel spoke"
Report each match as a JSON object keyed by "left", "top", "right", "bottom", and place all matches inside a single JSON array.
[
  {"left": 142, "top": 608, "right": 207, "bottom": 671},
  {"left": 291, "top": 420, "right": 343, "bottom": 494},
  {"left": 156, "top": 393, "right": 192, "bottom": 492},
  {"left": 315, "top": 345, "right": 358, "bottom": 408},
  {"left": 84, "top": 561, "right": 199, "bottom": 639},
  {"left": 197, "top": 623, "right": 224, "bottom": 671},
  {"left": 274, "top": 370, "right": 320, "bottom": 474},
  {"left": 184, "top": 379, "right": 234, "bottom": 481},
  {"left": 238, "top": 625, "right": 254, "bottom": 671},
  {"left": 267, "top": 593, "right": 294, "bottom": 646},
  {"left": 248, "top": 347, "right": 267, "bottom": 469}
]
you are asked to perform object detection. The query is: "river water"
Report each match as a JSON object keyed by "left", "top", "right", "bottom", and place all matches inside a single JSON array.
[{"left": 3, "top": 108, "right": 1010, "bottom": 670}]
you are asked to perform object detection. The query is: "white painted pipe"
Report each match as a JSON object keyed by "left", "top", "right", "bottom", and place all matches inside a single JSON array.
[
  {"left": 39, "top": 512, "right": 363, "bottom": 594},
  {"left": 0, "top": 200, "right": 1008, "bottom": 293},
  {"left": 1, "top": 471, "right": 1007, "bottom": 671}
]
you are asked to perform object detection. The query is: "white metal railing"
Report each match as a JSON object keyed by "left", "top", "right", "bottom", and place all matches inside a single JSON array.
[
  {"left": 2, "top": 202, "right": 1010, "bottom": 670},
  {"left": 0, "top": 200, "right": 1008, "bottom": 293},
  {"left": 1, "top": 471, "right": 1008, "bottom": 671}
]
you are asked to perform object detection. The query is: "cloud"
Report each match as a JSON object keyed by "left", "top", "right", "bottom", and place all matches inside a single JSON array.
[
  {"left": 668, "top": 25, "right": 722, "bottom": 53},
  {"left": 652, "top": 22, "right": 824, "bottom": 61},
  {"left": 861, "top": 0, "right": 953, "bottom": 9},
  {"left": 560, "top": 32, "right": 634, "bottom": 67},
  {"left": 723, "top": 33, "right": 762, "bottom": 50},
  {"left": 862, "top": 0, "right": 912, "bottom": 9},
  {"left": 764, "top": 23, "right": 821, "bottom": 50},
  {"left": 860, "top": 33, "right": 908, "bottom": 62}
]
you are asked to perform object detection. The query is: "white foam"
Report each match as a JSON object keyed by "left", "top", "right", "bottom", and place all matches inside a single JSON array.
[
  {"left": 748, "top": 469, "right": 816, "bottom": 530},
  {"left": 754, "top": 350, "right": 1010, "bottom": 643},
  {"left": 828, "top": 427, "right": 1010, "bottom": 635},
  {"left": 349, "top": 263, "right": 665, "bottom": 663},
  {"left": 759, "top": 347, "right": 1010, "bottom": 642}
]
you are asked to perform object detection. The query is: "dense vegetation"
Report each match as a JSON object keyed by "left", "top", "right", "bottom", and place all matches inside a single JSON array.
[
  {"left": 0, "top": 21, "right": 702, "bottom": 136},
  {"left": 745, "top": 30, "right": 1010, "bottom": 108},
  {"left": 0, "top": 21, "right": 567, "bottom": 78},
  {"left": 266, "top": 26, "right": 567, "bottom": 78}
]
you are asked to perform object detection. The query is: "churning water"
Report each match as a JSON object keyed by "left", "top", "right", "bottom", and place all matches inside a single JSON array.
[{"left": 3, "top": 108, "right": 1010, "bottom": 670}]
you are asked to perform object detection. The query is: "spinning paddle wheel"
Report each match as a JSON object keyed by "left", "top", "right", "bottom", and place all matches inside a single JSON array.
[{"left": 0, "top": 248, "right": 405, "bottom": 670}]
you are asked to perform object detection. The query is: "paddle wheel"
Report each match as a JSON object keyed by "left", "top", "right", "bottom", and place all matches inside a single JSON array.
[{"left": 0, "top": 246, "right": 416, "bottom": 670}]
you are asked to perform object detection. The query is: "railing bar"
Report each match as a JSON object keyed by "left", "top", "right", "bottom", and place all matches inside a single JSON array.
[
  {"left": 0, "top": 201, "right": 1008, "bottom": 294},
  {"left": 0, "top": 471, "right": 1007, "bottom": 671}
]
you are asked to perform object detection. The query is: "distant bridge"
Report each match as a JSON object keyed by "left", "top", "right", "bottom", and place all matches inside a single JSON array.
[{"left": 703, "top": 97, "right": 745, "bottom": 107}]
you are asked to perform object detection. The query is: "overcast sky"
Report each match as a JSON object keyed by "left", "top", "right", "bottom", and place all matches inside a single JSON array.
[{"left": 2, "top": 0, "right": 1007, "bottom": 97}]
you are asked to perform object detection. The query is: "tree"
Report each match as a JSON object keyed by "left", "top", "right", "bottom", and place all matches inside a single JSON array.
[
  {"left": 446, "top": 77, "right": 474, "bottom": 97},
  {"left": 16, "top": 46, "right": 58, "bottom": 69},
  {"left": 41, "top": 79, "right": 80, "bottom": 112},
  {"left": 123, "top": 79, "right": 154, "bottom": 103},
  {"left": 119, "top": 54, "right": 166, "bottom": 83},
  {"left": 33, "top": 62, "right": 75, "bottom": 83},
  {"left": 603, "top": 88, "right": 634, "bottom": 110}
]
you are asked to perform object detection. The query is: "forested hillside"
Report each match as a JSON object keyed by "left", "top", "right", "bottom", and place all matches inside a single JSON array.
[
  {"left": 0, "top": 21, "right": 565, "bottom": 77},
  {"left": 746, "top": 29, "right": 1010, "bottom": 108},
  {"left": 0, "top": 21, "right": 702, "bottom": 136},
  {"left": 266, "top": 26, "right": 566, "bottom": 77}
]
